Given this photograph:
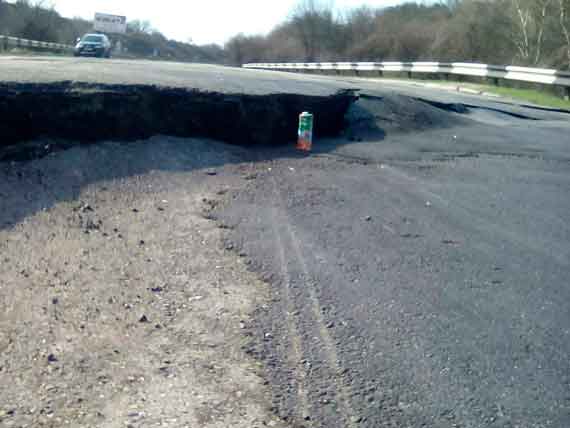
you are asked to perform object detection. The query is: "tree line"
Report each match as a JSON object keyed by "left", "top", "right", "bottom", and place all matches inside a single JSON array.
[
  {"left": 0, "top": 0, "right": 225, "bottom": 62},
  {"left": 225, "top": 0, "right": 570, "bottom": 70},
  {"left": 0, "top": 0, "right": 91, "bottom": 45}
]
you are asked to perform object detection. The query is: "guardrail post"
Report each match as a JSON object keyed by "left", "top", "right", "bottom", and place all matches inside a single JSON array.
[
  {"left": 407, "top": 71, "right": 413, "bottom": 79},
  {"left": 378, "top": 70, "right": 383, "bottom": 77}
]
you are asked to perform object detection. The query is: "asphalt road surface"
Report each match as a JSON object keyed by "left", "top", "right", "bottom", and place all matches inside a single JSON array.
[
  {"left": 2, "top": 57, "right": 570, "bottom": 428},
  {"left": 0, "top": 56, "right": 347, "bottom": 96},
  {"left": 213, "top": 74, "right": 570, "bottom": 426}
]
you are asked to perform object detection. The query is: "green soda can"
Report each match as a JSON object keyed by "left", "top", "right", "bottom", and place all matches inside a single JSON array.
[{"left": 297, "top": 111, "right": 313, "bottom": 151}]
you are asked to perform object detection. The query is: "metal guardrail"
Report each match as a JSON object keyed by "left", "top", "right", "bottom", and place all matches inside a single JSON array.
[
  {"left": 1, "top": 35, "right": 73, "bottom": 53},
  {"left": 243, "top": 62, "right": 570, "bottom": 95}
]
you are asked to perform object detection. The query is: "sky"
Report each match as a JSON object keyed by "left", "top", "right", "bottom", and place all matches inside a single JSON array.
[{"left": 47, "top": 0, "right": 413, "bottom": 46}]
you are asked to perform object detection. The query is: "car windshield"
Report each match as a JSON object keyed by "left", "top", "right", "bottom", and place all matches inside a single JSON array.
[{"left": 82, "top": 35, "right": 103, "bottom": 43}]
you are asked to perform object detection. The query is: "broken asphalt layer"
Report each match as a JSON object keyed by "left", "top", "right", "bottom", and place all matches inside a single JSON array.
[
  {"left": 0, "top": 59, "right": 360, "bottom": 152},
  {"left": 0, "top": 82, "right": 355, "bottom": 150}
]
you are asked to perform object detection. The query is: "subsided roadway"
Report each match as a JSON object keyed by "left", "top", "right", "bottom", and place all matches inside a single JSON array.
[
  {"left": 0, "top": 56, "right": 356, "bottom": 152},
  {"left": 1, "top": 57, "right": 570, "bottom": 428}
]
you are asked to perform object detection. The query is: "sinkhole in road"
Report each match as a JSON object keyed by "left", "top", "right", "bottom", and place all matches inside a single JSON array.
[
  {"left": 0, "top": 81, "right": 357, "bottom": 159},
  {"left": 2, "top": 82, "right": 526, "bottom": 162}
]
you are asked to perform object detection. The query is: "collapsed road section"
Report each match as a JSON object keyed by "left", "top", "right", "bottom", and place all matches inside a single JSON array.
[{"left": 0, "top": 81, "right": 357, "bottom": 157}]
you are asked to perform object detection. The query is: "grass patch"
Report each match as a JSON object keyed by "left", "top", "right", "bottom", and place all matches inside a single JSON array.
[
  {"left": 470, "top": 85, "right": 570, "bottom": 110},
  {"left": 339, "top": 73, "right": 570, "bottom": 110},
  {"left": 376, "top": 76, "right": 570, "bottom": 110}
]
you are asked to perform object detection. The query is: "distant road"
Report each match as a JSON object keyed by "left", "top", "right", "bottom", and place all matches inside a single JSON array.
[{"left": 0, "top": 56, "right": 348, "bottom": 96}]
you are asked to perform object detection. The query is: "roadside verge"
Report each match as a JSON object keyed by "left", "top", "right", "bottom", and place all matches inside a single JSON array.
[{"left": 0, "top": 136, "right": 288, "bottom": 428}]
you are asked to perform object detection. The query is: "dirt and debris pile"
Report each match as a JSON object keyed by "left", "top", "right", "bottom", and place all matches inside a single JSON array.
[{"left": 343, "top": 94, "right": 472, "bottom": 140}]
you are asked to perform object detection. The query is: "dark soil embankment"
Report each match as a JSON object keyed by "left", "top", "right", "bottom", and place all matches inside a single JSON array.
[
  {"left": 0, "top": 81, "right": 357, "bottom": 159},
  {"left": 343, "top": 94, "right": 472, "bottom": 141}
]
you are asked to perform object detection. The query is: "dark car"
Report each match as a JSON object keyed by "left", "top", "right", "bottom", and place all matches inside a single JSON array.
[{"left": 74, "top": 33, "right": 112, "bottom": 58}]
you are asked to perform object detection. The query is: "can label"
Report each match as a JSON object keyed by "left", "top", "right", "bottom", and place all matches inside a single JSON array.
[{"left": 297, "top": 112, "right": 313, "bottom": 151}]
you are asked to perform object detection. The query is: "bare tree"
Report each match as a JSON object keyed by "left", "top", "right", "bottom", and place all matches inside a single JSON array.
[
  {"left": 440, "top": 0, "right": 462, "bottom": 11},
  {"left": 127, "top": 20, "right": 153, "bottom": 34},
  {"left": 225, "top": 33, "right": 270, "bottom": 65},
  {"left": 532, "top": 0, "right": 553, "bottom": 64},
  {"left": 560, "top": 0, "right": 570, "bottom": 68},
  {"left": 344, "top": 6, "right": 376, "bottom": 48},
  {"left": 290, "top": 0, "right": 336, "bottom": 61},
  {"left": 16, "top": 0, "right": 59, "bottom": 42},
  {"left": 509, "top": 0, "right": 555, "bottom": 65},
  {"left": 225, "top": 33, "right": 247, "bottom": 65}
]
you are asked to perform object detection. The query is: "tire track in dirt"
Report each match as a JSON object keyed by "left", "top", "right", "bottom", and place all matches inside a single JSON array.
[
  {"left": 270, "top": 175, "right": 358, "bottom": 428},
  {"left": 270, "top": 202, "right": 312, "bottom": 422}
]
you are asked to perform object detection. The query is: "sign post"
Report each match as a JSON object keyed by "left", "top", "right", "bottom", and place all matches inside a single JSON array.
[{"left": 94, "top": 13, "right": 127, "bottom": 34}]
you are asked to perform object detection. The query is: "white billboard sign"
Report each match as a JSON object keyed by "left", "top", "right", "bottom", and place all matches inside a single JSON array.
[{"left": 94, "top": 13, "right": 127, "bottom": 34}]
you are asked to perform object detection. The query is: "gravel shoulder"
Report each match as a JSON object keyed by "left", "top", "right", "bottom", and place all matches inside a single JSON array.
[{"left": 0, "top": 137, "right": 287, "bottom": 428}]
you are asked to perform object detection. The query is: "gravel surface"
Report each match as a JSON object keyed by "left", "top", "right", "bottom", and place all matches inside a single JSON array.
[{"left": 0, "top": 136, "right": 287, "bottom": 428}]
